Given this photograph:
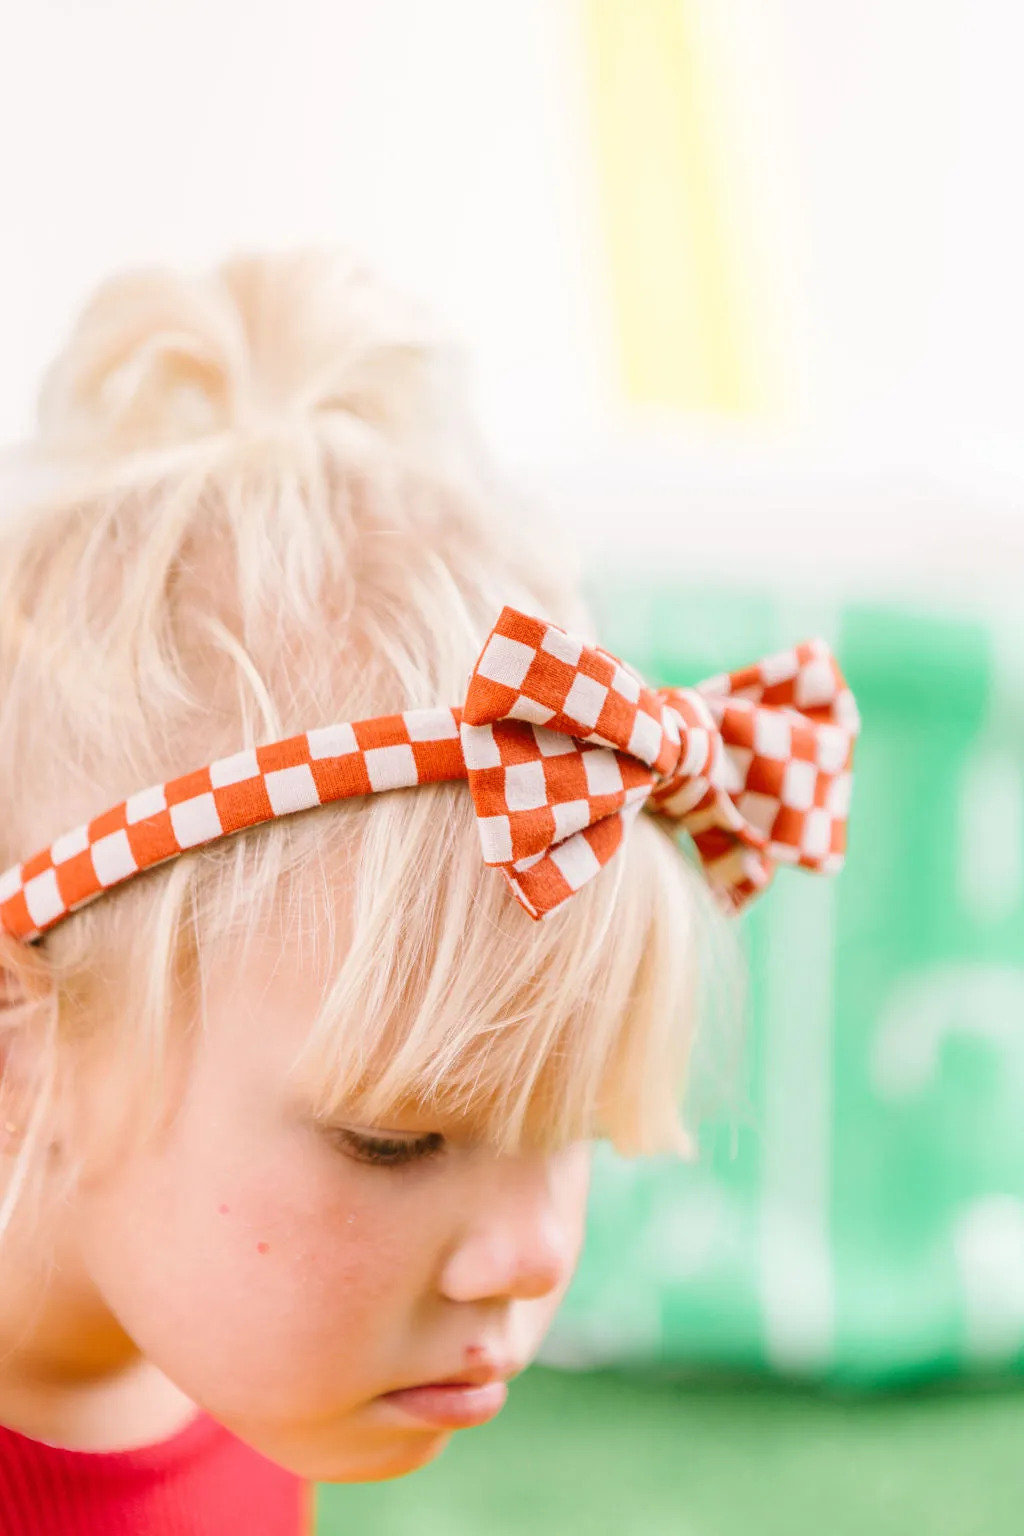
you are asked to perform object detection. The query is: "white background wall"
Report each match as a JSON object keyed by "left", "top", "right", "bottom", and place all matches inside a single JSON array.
[
  {"left": 3, "top": 1, "right": 1023, "bottom": 571},
  {"left": 1, "top": 1, "right": 605, "bottom": 455}
]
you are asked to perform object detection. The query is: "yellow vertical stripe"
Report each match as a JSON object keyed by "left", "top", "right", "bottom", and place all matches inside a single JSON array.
[{"left": 583, "top": 0, "right": 756, "bottom": 415}]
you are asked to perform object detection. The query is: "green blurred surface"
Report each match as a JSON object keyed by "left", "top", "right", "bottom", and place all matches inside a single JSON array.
[
  {"left": 546, "top": 580, "right": 1024, "bottom": 1386},
  {"left": 318, "top": 1366, "right": 1024, "bottom": 1535}
]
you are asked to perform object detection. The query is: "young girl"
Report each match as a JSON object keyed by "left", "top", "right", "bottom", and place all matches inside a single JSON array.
[{"left": 0, "top": 252, "right": 856, "bottom": 1533}]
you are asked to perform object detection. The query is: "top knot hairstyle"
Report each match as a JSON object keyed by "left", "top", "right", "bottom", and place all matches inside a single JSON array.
[
  {"left": 0, "top": 251, "right": 720, "bottom": 1206},
  {"left": 36, "top": 254, "right": 464, "bottom": 459}
]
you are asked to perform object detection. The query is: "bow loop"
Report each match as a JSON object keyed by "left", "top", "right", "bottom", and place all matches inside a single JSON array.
[
  {"left": 463, "top": 609, "right": 858, "bottom": 920},
  {"left": 462, "top": 608, "right": 676, "bottom": 764}
]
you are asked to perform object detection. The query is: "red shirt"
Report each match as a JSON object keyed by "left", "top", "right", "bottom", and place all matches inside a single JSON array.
[{"left": 0, "top": 1412, "right": 310, "bottom": 1535}]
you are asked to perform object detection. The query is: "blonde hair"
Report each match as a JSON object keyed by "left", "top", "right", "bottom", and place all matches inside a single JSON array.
[{"left": 0, "top": 251, "right": 719, "bottom": 1211}]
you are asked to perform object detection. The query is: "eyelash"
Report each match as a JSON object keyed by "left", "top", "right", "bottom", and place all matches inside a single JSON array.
[{"left": 333, "top": 1129, "right": 446, "bottom": 1169}]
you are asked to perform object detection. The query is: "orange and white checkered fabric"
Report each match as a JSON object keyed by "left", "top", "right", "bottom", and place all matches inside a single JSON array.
[
  {"left": 0, "top": 607, "right": 858, "bottom": 940},
  {"left": 461, "top": 609, "right": 859, "bottom": 917}
]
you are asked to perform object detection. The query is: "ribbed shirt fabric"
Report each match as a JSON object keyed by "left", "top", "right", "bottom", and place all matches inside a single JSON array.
[{"left": 0, "top": 1411, "right": 309, "bottom": 1534}]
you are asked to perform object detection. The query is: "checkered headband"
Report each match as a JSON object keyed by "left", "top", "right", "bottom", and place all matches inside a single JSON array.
[{"left": 0, "top": 607, "right": 859, "bottom": 941}]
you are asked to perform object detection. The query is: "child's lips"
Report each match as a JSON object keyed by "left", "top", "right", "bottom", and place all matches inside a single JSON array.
[
  {"left": 379, "top": 1379, "right": 509, "bottom": 1429},
  {"left": 378, "top": 1362, "right": 515, "bottom": 1429}
]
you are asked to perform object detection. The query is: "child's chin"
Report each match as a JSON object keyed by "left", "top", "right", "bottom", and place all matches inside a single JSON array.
[
  {"left": 221, "top": 1407, "right": 452, "bottom": 1483},
  {"left": 317, "top": 1427, "right": 451, "bottom": 1484}
]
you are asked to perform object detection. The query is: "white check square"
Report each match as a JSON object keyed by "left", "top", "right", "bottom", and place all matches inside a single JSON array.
[
  {"left": 827, "top": 773, "right": 852, "bottom": 817},
  {"left": 564, "top": 674, "right": 608, "bottom": 730},
  {"left": 533, "top": 727, "right": 575, "bottom": 758},
  {"left": 24, "top": 869, "right": 64, "bottom": 929},
  {"left": 307, "top": 723, "right": 359, "bottom": 759},
  {"left": 550, "top": 834, "right": 602, "bottom": 891},
  {"left": 461, "top": 724, "right": 502, "bottom": 770},
  {"left": 511, "top": 696, "right": 555, "bottom": 726},
  {"left": 611, "top": 665, "right": 641, "bottom": 703},
  {"left": 404, "top": 708, "right": 460, "bottom": 742},
  {"left": 478, "top": 634, "right": 535, "bottom": 690},
  {"left": 478, "top": 815, "right": 513, "bottom": 864},
  {"left": 91, "top": 829, "right": 138, "bottom": 887},
  {"left": 126, "top": 784, "right": 169, "bottom": 823},
  {"left": 795, "top": 658, "right": 837, "bottom": 710},
  {"left": 754, "top": 712, "right": 791, "bottom": 760},
  {"left": 504, "top": 760, "right": 548, "bottom": 812},
  {"left": 782, "top": 758, "right": 817, "bottom": 811},
  {"left": 365, "top": 745, "right": 418, "bottom": 792},
  {"left": 210, "top": 749, "right": 260, "bottom": 788},
  {"left": 170, "top": 793, "right": 223, "bottom": 849},
  {"left": 265, "top": 765, "right": 321, "bottom": 815},
  {"left": 541, "top": 627, "right": 583, "bottom": 666},
  {"left": 552, "top": 800, "right": 591, "bottom": 841},
  {"left": 758, "top": 648, "right": 798, "bottom": 686},
  {"left": 584, "top": 751, "right": 624, "bottom": 797},
  {"left": 51, "top": 824, "right": 90, "bottom": 864},
  {"left": 815, "top": 724, "right": 849, "bottom": 774},
  {"left": 801, "top": 808, "right": 832, "bottom": 859},
  {"left": 628, "top": 710, "right": 663, "bottom": 764}
]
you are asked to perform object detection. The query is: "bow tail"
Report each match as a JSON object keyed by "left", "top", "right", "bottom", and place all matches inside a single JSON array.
[
  {"left": 658, "top": 777, "right": 776, "bottom": 912},
  {"left": 687, "top": 829, "right": 775, "bottom": 910}
]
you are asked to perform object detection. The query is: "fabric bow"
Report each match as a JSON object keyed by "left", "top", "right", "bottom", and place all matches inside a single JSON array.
[{"left": 461, "top": 608, "right": 859, "bottom": 920}]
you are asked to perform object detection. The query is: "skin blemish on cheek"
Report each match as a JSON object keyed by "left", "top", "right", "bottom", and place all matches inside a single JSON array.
[
  {"left": 218, "top": 1205, "right": 230, "bottom": 1216},
  {"left": 256, "top": 1241, "right": 270, "bottom": 1255}
]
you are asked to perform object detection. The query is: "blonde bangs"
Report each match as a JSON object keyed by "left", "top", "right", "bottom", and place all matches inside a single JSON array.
[{"left": 191, "top": 782, "right": 710, "bottom": 1158}]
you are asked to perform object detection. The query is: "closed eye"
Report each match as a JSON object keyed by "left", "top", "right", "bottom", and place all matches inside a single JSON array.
[{"left": 331, "top": 1128, "right": 446, "bottom": 1169}]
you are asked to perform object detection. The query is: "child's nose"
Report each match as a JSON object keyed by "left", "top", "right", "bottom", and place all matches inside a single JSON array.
[{"left": 437, "top": 1159, "right": 577, "bottom": 1305}]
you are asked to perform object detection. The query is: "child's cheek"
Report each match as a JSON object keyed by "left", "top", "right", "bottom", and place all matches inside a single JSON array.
[
  {"left": 81, "top": 1121, "right": 434, "bottom": 1427},
  {"left": 199, "top": 1149, "right": 437, "bottom": 1347}
]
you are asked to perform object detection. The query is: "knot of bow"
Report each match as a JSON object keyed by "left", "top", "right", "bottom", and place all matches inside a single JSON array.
[{"left": 460, "top": 608, "right": 859, "bottom": 919}]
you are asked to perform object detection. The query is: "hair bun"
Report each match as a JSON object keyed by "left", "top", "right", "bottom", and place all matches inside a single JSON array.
[{"left": 38, "top": 251, "right": 447, "bottom": 456}]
